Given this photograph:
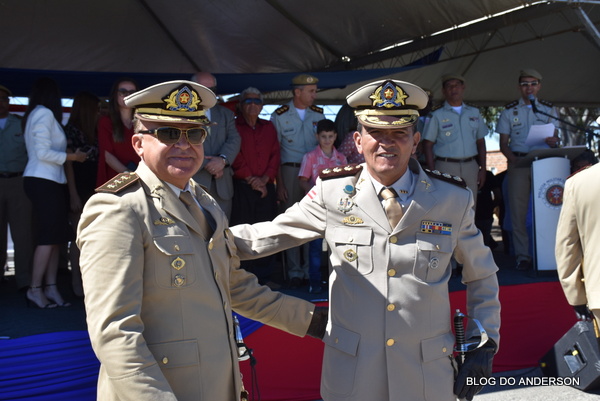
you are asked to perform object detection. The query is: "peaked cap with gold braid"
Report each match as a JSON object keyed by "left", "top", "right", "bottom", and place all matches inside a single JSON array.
[
  {"left": 124, "top": 80, "right": 217, "bottom": 126},
  {"left": 346, "top": 79, "right": 428, "bottom": 128}
]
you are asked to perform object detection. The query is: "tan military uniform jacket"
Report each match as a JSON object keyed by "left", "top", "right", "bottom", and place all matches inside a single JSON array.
[
  {"left": 231, "top": 158, "right": 500, "bottom": 401},
  {"left": 77, "top": 162, "right": 314, "bottom": 401},
  {"left": 556, "top": 163, "right": 600, "bottom": 309}
]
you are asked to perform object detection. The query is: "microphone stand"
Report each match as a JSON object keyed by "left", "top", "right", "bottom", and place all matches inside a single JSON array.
[{"left": 529, "top": 96, "right": 599, "bottom": 148}]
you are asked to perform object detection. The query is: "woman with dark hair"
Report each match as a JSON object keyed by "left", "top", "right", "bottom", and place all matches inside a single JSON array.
[
  {"left": 96, "top": 78, "right": 139, "bottom": 186},
  {"left": 65, "top": 91, "right": 100, "bottom": 297},
  {"left": 22, "top": 77, "right": 88, "bottom": 308}
]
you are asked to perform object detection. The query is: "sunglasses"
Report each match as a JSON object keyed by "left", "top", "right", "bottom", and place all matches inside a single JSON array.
[
  {"left": 138, "top": 126, "right": 208, "bottom": 145},
  {"left": 519, "top": 81, "right": 539, "bottom": 87},
  {"left": 242, "top": 98, "right": 263, "bottom": 105},
  {"left": 118, "top": 88, "right": 137, "bottom": 97}
]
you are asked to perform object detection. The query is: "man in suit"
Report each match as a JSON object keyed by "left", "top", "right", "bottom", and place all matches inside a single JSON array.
[
  {"left": 556, "top": 163, "right": 600, "bottom": 325},
  {"left": 191, "top": 72, "right": 240, "bottom": 219},
  {"left": 77, "top": 80, "right": 325, "bottom": 401},
  {"left": 231, "top": 79, "right": 501, "bottom": 401}
]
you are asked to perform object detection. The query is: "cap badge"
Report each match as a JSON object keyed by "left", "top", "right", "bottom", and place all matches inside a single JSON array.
[
  {"left": 370, "top": 80, "right": 408, "bottom": 109},
  {"left": 163, "top": 86, "right": 201, "bottom": 112}
]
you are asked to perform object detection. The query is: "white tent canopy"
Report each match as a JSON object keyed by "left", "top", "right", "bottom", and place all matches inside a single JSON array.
[{"left": 2, "top": 0, "right": 600, "bottom": 106}]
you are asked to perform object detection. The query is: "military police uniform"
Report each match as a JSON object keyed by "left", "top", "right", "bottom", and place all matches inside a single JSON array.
[
  {"left": 271, "top": 74, "right": 324, "bottom": 281},
  {"left": 422, "top": 100, "right": 488, "bottom": 205},
  {"left": 497, "top": 79, "right": 558, "bottom": 265},
  {"left": 0, "top": 85, "right": 33, "bottom": 289},
  {"left": 78, "top": 81, "right": 315, "bottom": 401},
  {"left": 231, "top": 79, "right": 500, "bottom": 401}
]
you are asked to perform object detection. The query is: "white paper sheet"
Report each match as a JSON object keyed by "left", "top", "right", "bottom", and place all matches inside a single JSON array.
[{"left": 525, "top": 123, "right": 554, "bottom": 148}]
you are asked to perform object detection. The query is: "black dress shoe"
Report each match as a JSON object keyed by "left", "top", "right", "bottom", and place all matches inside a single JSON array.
[
  {"left": 516, "top": 260, "right": 532, "bottom": 271},
  {"left": 289, "top": 277, "right": 302, "bottom": 289}
]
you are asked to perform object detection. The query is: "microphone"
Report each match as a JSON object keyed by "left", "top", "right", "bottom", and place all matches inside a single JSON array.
[{"left": 528, "top": 94, "right": 538, "bottom": 113}]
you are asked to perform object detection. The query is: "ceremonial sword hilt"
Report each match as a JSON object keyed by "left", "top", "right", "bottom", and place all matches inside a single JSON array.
[{"left": 453, "top": 309, "right": 489, "bottom": 367}]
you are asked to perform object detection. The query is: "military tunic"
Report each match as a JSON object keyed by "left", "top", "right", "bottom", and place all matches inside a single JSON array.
[
  {"left": 231, "top": 158, "right": 500, "bottom": 401},
  {"left": 78, "top": 162, "right": 314, "bottom": 401}
]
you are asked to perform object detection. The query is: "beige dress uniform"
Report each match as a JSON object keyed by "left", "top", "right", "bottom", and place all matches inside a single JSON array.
[
  {"left": 78, "top": 161, "right": 314, "bottom": 401},
  {"left": 231, "top": 158, "right": 500, "bottom": 401},
  {"left": 555, "top": 163, "right": 600, "bottom": 322}
]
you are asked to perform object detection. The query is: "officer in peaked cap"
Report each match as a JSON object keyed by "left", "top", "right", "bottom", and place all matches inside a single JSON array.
[
  {"left": 77, "top": 80, "right": 324, "bottom": 401},
  {"left": 231, "top": 78, "right": 500, "bottom": 400}
]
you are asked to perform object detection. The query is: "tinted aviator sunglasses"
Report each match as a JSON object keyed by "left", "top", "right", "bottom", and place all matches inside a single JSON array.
[
  {"left": 242, "top": 98, "right": 263, "bottom": 105},
  {"left": 138, "top": 127, "right": 208, "bottom": 145}
]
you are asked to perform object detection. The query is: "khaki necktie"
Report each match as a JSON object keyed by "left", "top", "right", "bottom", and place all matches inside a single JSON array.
[
  {"left": 381, "top": 187, "right": 403, "bottom": 228},
  {"left": 179, "top": 190, "right": 212, "bottom": 238}
]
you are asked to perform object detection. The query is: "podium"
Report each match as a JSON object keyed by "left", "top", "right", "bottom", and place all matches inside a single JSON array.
[{"left": 516, "top": 146, "right": 586, "bottom": 271}]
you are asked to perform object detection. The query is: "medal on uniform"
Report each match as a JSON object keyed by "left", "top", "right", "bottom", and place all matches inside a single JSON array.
[
  {"left": 173, "top": 274, "right": 186, "bottom": 287},
  {"left": 342, "top": 215, "right": 364, "bottom": 225},
  {"left": 171, "top": 257, "right": 186, "bottom": 270},
  {"left": 343, "top": 249, "right": 358, "bottom": 262},
  {"left": 343, "top": 184, "right": 355, "bottom": 195},
  {"left": 338, "top": 197, "right": 354, "bottom": 213}
]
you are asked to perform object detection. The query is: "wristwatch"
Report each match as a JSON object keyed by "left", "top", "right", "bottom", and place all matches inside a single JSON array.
[{"left": 218, "top": 154, "right": 229, "bottom": 166}]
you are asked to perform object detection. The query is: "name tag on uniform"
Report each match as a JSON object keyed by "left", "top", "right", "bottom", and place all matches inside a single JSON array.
[{"left": 421, "top": 220, "right": 452, "bottom": 235}]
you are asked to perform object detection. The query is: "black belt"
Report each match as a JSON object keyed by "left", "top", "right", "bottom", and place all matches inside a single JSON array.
[
  {"left": 282, "top": 162, "right": 301, "bottom": 168},
  {"left": 435, "top": 156, "right": 476, "bottom": 163},
  {"left": 0, "top": 172, "right": 23, "bottom": 178},
  {"left": 513, "top": 152, "right": 529, "bottom": 157}
]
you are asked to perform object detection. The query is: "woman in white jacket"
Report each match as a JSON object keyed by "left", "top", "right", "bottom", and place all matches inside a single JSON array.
[{"left": 22, "top": 77, "right": 88, "bottom": 308}]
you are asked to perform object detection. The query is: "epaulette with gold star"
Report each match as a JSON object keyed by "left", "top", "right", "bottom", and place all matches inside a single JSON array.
[
  {"left": 275, "top": 105, "right": 289, "bottom": 115},
  {"left": 424, "top": 168, "right": 467, "bottom": 188},
  {"left": 538, "top": 99, "right": 553, "bottom": 107},
  {"left": 310, "top": 105, "right": 323, "bottom": 114},
  {"left": 319, "top": 164, "right": 363, "bottom": 180},
  {"left": 95, "top": 172, "right": 140, "bottom": 193},
  {"left": 504, "top": 100, "right": 519, "bottom": 109},
  {"left": 567, "top": 164, "right": 591, "bottom": 180}
]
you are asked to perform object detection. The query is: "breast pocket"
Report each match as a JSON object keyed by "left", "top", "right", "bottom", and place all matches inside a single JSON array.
[
  {"left": 413, "top": 233, "right": 453, "bottom": 283},
  {"left": 332, "top": 226, "right": 373, "bottom": 275},
  {"left": 153, "top": 235, "right": 197, "bottom": 289}
]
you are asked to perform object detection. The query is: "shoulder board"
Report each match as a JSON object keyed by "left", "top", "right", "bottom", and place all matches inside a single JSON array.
[
  {"left": 567, "top": 164, "right": 592, "bottom": 180},
  {"left": 275, "top": 105, "right": 289, "bottom": 115},
  {"left": 95, "top": 172, "right": 140, "bottom": 194},
  {"left": 504, "top": 100, "right": 519, "bottom": 109},
  {"left": 430, "top": 104, "right": 443, "bottom": 112},
  {"left": 538, "top": 99, "right": 553, "bottom": 107},
  {"left": 424, "top": 168, "right": 467, "bottom": 188},
  {"left": 464, "top": 102, "right": 479, "bottom": 109},
  {"left": 319, "top": 164, "right": 363, "bottom": 180},
  {"left": 310, "top": 105, "right": 323, "bottom": 114}
]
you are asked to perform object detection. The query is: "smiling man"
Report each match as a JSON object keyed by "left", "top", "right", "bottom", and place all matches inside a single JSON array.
[
  {"left": 231, "top": 79, "right": 501, "bottom": 401},
  {"left": 77, "top": 81, "right": 324, "bottom": 401}
]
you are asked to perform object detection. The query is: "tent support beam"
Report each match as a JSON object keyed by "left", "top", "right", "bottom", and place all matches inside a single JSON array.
[{"left": 137, "top": 0, "right": 201, "bottom": 71}]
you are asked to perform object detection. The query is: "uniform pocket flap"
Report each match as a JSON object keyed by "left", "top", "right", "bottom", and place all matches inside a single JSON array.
[
  {"left": 148, "top": 339, "right": 199, "bottom": 369},
  {"left": 416, "top": 233, "right": 452, "bottom": 253},
  {"left": 421, "top": 332, "right": 455, "bottom": 363},
  {"left": 153, "top": 235, "right": 193, "bottom": 255},
  {"left": 324, "top": 324, "right": 360, "bottom": 356},
  {"left": 332, "top": 226, "right": 372, "bottom": 246}
]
